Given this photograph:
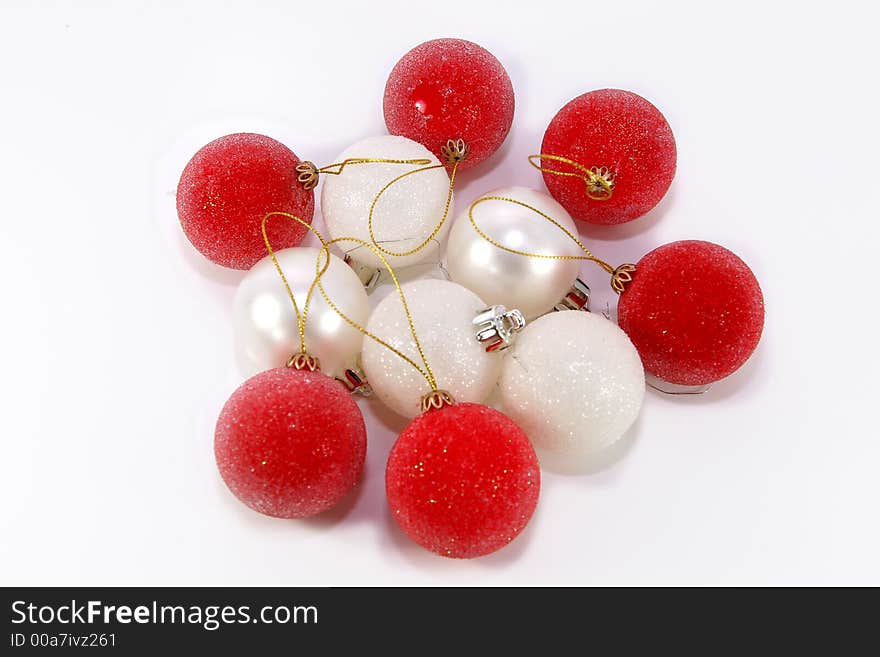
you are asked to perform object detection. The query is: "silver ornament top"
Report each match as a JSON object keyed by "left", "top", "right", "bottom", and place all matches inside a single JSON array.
[{"left": 473, "top": 305, "right": 526, "bottom": 353}]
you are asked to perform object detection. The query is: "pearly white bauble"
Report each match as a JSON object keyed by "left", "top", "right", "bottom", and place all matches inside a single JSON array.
[
  {"left": 446, "top": 186, "right": 583, "bottom": 319},
  {"left": 321, "top": 135, "right": 452, "bottom": 270},
  {"left": 499, "top": 311, "right": 645, "bottom": 466},
  {"left": 233, "top": 247, "right": 369, "bottom": 379},
  {"left": 362, "top": 279, "right": 501, "bottom": 419}
]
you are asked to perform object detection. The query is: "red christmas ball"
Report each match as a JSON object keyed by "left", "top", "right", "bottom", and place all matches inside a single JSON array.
[
  {"left": 617, "top": 240, "right": 764, "bottom": 387},
  {"left": 383, "top": 38, "right": 514, "bottom": 170},
  {"left": 541, "top": 89, "right": 676, "bottom": 225},
  {"left": 386, "top": 402, "right": 540, "bottom": 558},
  {"left": 177, "top": 133, "right": 314, "bottom": 270},
  {"left": 215, "top": 367, "right": 366, "bottom": 518}
]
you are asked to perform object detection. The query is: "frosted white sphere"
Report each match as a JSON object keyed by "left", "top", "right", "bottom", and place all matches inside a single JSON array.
[
  {"left": 321, "top": 135, "right": 452, "bottom": 270},
  {"left": 233, "top": 247, "right": 369, "bottom": 379},
  {"left": 362, "top": 279, "right": 500, "bottom": 419},
  {"left": 499, "top": 311, "right": 645, "bottom": 466},
  {"left": 446, "top": 186, "right": 583, "bottom": 319}
]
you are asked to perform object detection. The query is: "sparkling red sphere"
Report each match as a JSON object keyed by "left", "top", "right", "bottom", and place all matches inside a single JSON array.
[
  {"left": 383, "top": 38, "right": 515, "bottom": 170},
  {"left": 541, "top": 89, "right": 676, "bottom": 225},
  {"left": 617, "top": 240, "right": 764, "bottom": 387},
  {"left": 215, "top": 367, "right": 366, "bottom": 518},
  {"left": 177, "top": 133, "right": 314, "bottom": 270},
  {"left": 386, "top": 402, "right": 540, "bottom": 558}
]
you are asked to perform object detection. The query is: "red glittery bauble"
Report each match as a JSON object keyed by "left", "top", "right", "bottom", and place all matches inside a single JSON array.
[
  {"left": 177, "top": 133, "right": 314, "bottom": 270},
  {"left": 214, "top": 367, "right": 366, "bottom": 518},
  {"left": 617, "top": 241, "right": 764, "bottom": 387},
  {"left": 541, "top": 89, "right": 676, "bottom": 225},
  {"left": 386, "top": 402, "right": 540, "bottom": 558},
  {"left": 383, "top": 38, "right": 514, "bottom": 170}
]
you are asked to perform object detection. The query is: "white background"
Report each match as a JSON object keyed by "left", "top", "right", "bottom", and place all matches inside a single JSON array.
[{"left": 1, "top": 0, "right": 878, "bottom": 586}]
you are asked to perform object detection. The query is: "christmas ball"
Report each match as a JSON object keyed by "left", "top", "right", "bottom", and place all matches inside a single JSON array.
[
  {"left": 541, "top": 89, "right": 676, "bottom": 225},
  {"left": 446, "top": 187, "right": 582, "bottom": 318},
  {"left": 499, "top": 311, "right": 645, "bottom": 465},
  {"left": 321, "top": 135, "right": 451, "bottom": 270},
  {"left": 384, "top": 38, "right": 514, "bottom": 170},
  {"left": 233, "top": 247, "right": 369, "bottom": 379},
  {"left": 617, "top": 240, "right": 764, "bottom": 387},
  {"left": 215, "top": 367, "right": 366, "bottom": 518},
  {"left": 177, "top": 133, "right": 314, "bottom": 269},
  {"left": 386, "top": 402, "right": 540, "bottom": 558},
  {"left": 362, "top": 279, "right": 500, "bottom": 419}
]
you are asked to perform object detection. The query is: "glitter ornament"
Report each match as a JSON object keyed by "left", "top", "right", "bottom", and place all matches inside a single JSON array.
[
  {"left": 446, "top": 187, "right": 582, "bottom": 318},
  {"left": 215, "top": 367, "right": 366, "bottom": 518},
  {"left": 540, "top": 89, "right": 676, "bottom": 225},
  {"left": 177, "top": 133, "right": 314, "bottom": 269},
  {"left": 499, "top": 311, "right": 644, "bottom": 465},
  {"left": 233, "top": 247, "right": 369, "bottom": 379},
  {"left": 386, "top": 402, "right": 540, "bottom": 558},
  {"left": 362, "top": 279, "right": 500, "bottom": 419},
  {"left": 617, "top": 240, "right": 764, "bottom": 387},
  {"left": 384, "top": 38, "right": 514, "bottom": 170},
  {"left": 321, "top": 135, "right": 452, "bottom": 270}
]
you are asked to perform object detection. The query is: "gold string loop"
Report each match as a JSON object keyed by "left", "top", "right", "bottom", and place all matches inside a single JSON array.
[
  {"left": 295, "top": 156, "right": 433, "bottom": 191},
  {"left": 366, "top": 139, "right": 467, "bottom": 259},
  {"left": 468, "top": 195, "right": 636, "bottom": 294},
  {"left": 312, "top": 235, "right": 444, "bottom": 401},
  {"left": 528, "top": 154, "right": 615, "bottom": 201},
  {"left": 260, "top": 211, "right": 330, "bottom": 365}
]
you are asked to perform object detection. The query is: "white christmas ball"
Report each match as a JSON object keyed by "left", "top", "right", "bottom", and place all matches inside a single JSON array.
[
  {"left": 499, "top": 311, "right": 645, "bottom": 466},
  {"left": 446, "top": 186, "right": 583, "bottom": 319},
  {"left": 362, "top": 279, "right": 500, "bottom": 419},
  {"left": 321, "top": 135, "right": 452, "bottom": 270},
  {"left": 233, "top": 247, "right": 369, "bottom": 379}
]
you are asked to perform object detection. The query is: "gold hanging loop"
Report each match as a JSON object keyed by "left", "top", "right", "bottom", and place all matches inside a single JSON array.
[
  {"left": 467, "top": 195, "right": 637, "bottom": 294},
  {"left": 528, "top": 153, "right": 615, "bottom": 201},
  {"left": 312, "top": 235, "right": 445, "bottom": 399},
  {"left": 366, "top": 138, "right": 467, "bottom": 259},
  {"left": 295, "top": 156, "right": 434, "bottom": 191},
  {"left": 260, "top": 211, "right": 330, "bottom": 366}
]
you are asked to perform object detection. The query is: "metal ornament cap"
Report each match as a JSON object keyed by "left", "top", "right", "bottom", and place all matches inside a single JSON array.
[
  {"left": 473, "top": 305, "right": 527, "bottom": 352},
  {"left": 554, "top": 278, "right": 591, "bottom": 312}
]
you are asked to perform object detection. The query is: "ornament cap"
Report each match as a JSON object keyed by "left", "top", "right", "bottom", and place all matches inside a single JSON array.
[
  {"left": 295, "top": 161, "right": 319, "bottom": 191},
  {"left": 420, "top": 389, "right": 456, "bottom": 413},
  {"left": 584, "top": 165, "right": 615, "bottom": 200},
  {"left": 342, "top": 253, "right": 383, "bottom": 291},
  {"left": 440, "top": 138, "right": 469, "bottom": 166},
  {"left": 336, "top": 366, "right": 372, "bottom": 396},
  {"left": 554, "top": 277, "right": 591, "bottom": 312},
  {"left": 287, "top": 352, "right": 321, "bottom": 372},
  {"left": 611, "top": 263, "right": 637, "bottom": 294},
  {"left": 473, "top": 305, "right": 526, "bottom": 352}
]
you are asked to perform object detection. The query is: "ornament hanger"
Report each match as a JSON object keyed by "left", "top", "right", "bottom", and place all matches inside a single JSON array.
[
  {"left": 312, "top": 235, "right": 457, "bottom": 414},
  {"left": 467, "top": 192, "right": 637, "bottom": 294},
  {"left": 528, "top": 153, "right": 616, "bottom": 201},
  {"left": 260, "top": 211, "right": 330, "bottom": 372},
  {"left": 295, "top": 155, "right": 432, "bottom": 191},
  {"left": 366, "top": 139, "right": 467, "bottom": 259}
]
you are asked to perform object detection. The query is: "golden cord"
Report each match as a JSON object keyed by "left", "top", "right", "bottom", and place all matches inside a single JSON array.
[
  {"left": 312, "top": 236, "right": 440, "bottom": 392},
  {"left": 260, "top": 211, "right": 329, "bottom": 363},
  {"left": 468, "top": 196, "right": 637, "bottom": 294},
  {"left": 528, "top": 153, "right": 615, "bottom": 201},
  {"left": 261, "top": 212, "right": 448, "bottom": 401},
  {"left": 365, "top": 139, "right": 467, "bottom": 258},
  {"left": 296, "top": 157, "right": 433, "bottom": 191}
]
